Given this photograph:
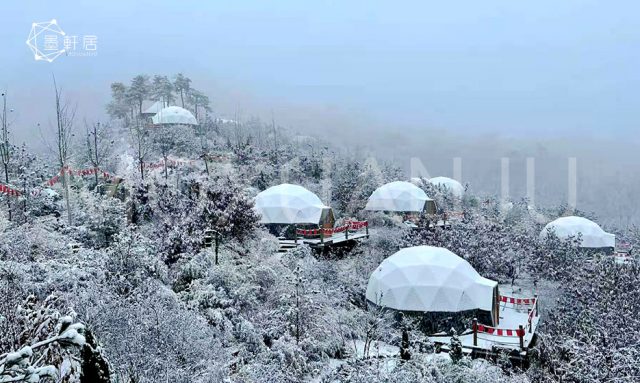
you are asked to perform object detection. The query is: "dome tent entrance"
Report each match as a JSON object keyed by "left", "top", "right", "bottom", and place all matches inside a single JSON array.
[
  {"left": 540, "top": 216, "right": 615, "bottom": 249},
  {"left": 254, "top": 184, "right": 332, "bottom": 225},
  {"left": 366, "top": 246, "right": 499, "bottom": 325},
  {"left": 365, "top": 181, "right": 436, "bottom": 214}
]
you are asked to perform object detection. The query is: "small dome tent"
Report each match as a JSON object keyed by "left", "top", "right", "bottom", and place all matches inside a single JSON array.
[
  {"left": 365, "top": 181, "right": 435, "bottom": 213},
  {"left": 254, "top": 184, "right": 333, "bottom": 225},
  {"left": 366, "top": 246, "right": 499, "bottom": 324},
  {"left": 152, "top": 106, "right": 198, "bottom": 126},
  {"left": 540, "top": 216, "right": 615, "bottom": 249},
  {"left": 429, "top": 176, "right": 464, "bottom": 198}
]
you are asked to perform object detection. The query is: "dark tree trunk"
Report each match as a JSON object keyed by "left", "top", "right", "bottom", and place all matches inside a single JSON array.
[{"left": 80, "top": 330, "right": 111, "bottom": 383}]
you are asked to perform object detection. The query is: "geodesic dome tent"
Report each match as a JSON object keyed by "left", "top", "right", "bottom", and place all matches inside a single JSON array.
[
  {"left": 429, "top": 176, "right": 464, "bottom": 198},
  {"left": 254, "top": 184, "right": 332, "bottom": 225},
  {"left": 365, "top": 181, "right": 435, "bottom": 213},
  {"left": 540, "top": 216, "right": 615, "bottom": 249},
  {"left": 366, "top": 246, "right": 498, "bottom": 321},
  {"left": 151, "top": 106, "right": 198, "bottom": 126}
]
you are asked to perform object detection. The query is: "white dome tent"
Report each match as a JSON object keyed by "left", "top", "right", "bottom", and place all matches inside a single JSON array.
[
  {"left": 254, "top": 184, "right": 331, "bottom": 225},
  {"left": 365, "top": 181, "right": 434, "bottom": 213},
  {"left": 366, "top": 246, "right": 499, "bottom": 323},
  {"left": 540, "top": 216, "right": 615, "bottom": 249},
  {"left": 429, "top": 176, "right": 464, "bottom": 198},
  {"left": 152, "top": 106, "right": 198, "bottom": 126}
]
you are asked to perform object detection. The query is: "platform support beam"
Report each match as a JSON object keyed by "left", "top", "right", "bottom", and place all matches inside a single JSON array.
[
  {"left": 519, "top": 325, "right": 524, "bottom": 350},
  {"left": 472, "top": 318, "right": 478, "bottom": 346}
]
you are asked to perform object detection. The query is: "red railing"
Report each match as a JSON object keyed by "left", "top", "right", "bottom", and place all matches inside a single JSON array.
[
  {"left": 474, "top": 323, "right": 525, "bottom": 338},
  {"left": 499, "top": 295, "right": 536, "bottom": 305},
  {"left": 296, "top": 220, "right": 368, "bottom": 237},
  {"left": 472, "top": 294, "right": 539, "bottom": 350}
]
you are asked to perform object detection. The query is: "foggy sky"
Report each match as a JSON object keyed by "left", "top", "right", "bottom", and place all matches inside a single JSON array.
[{"left": 2, "top": 0, "right": 639, "bottom": 224}]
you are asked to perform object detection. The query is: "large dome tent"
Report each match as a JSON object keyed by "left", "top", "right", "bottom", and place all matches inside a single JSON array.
[
  {"left": 365, "top": 181, "right": 435, "bottom": 213},
  {"left": 366, "top": 246, "right": 499, "bottom": 324},
  {"left": 152, "top": 106, "right": 198, "bottom": 126},
  {"left": 254, "top": 184, "right": 332, "bottom": 225},
  {"left": 429, "top": 176, "right": 464, "bottom": 198},
  {"left": 540, "top": 216, "right": 615, "bottom": 249}
]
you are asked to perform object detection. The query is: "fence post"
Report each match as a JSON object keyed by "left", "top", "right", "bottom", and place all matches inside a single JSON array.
[
  {"left": 345, "top": 224, "right": 349, "bottom": 240},
  {"left": 294, "top": 224, "right": 298, "bottom": 245},
  {"left": 472, "top": 318, "right": 478, "bottom": 347},
  {"left": 519, "top": 325, "right": 524, "bottom": 350},
  {"left": 320, "top": 228, "right": 324, "bottom": 244},
  {"left": 365, "top": 222, "right": 369, "bottom": 236},
  {"left": 214, "top": 232, "right": 219, "bottom": 265}
]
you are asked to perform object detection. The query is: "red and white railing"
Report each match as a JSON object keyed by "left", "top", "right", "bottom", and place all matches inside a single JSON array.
[
  {"left": 296, "top": 220, "right": 368, "bottom": 238},
  {"left": 474, "top": 323, "right": 525, "bottom": 338},
  {"left": 1, "top": 158, "right": 201, "bottom": 199},
  {"left": 0, "top": 166, "right": 115, "bottom": 198},
  {"left": 499, "top": 295, "right": 536, "bottom": 305},
  {"left": 472, "top": 294, "right": 539, "bottom": 350}
]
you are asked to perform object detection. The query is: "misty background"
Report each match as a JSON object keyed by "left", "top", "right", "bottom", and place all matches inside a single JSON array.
[{"left": 2, "top": 0, "right": 639, "bottom": 226}]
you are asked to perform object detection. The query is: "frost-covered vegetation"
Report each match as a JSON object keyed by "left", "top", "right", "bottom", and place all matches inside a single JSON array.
[{"left": 1, "top": 74, "right": 639, "bottom": 382}]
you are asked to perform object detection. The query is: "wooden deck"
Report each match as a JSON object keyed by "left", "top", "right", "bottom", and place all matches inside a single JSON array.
[
  {"left": 278, "top": 232, "right": 369, "bottom": 252},
  {"left": 429, "top": 296, "right": 540, "bottom": 358}
]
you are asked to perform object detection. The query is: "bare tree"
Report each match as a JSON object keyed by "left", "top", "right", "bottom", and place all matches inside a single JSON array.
[
  {"left": 85, "top": 120, "right": 113, "bottom": 187},
  {"left": 129, "top": 117, "right": 151, "bottom": 180},
  {"left": 0, "top": 91, "right": 12, "bottom": 220},
  {"left": 53, "top": 76, "right": 76, "bottom": 226}
]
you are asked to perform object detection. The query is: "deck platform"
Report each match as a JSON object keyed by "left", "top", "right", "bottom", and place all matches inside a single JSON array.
[
  {"left": 429, "top": 295, "right": 540, "bottom": 358},
  {"left": 278, "top": 232, "right": 369, "bottom": 252}
]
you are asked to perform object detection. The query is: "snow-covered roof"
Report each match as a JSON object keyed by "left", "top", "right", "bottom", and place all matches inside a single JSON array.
[
  {"left": 365, "top": 181, "right": 432, "bottom": 212},
  {"left": 366, "top": 246, "right": 498, "bottom": 313},
  {"left": 540, "top": 216, "right": 615, "bottom": 248},
  {"left": 152, "top": 106, "right": 198, "bottom": 126},
  {"left": 142, "top": 101, "right": 165, "bottom": 116},
  {"left": 429, "top": 176, "right": 464, "bottom": 198},
  {"left": 254, "top": 184, "right": 329, "bottom": 225}
]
